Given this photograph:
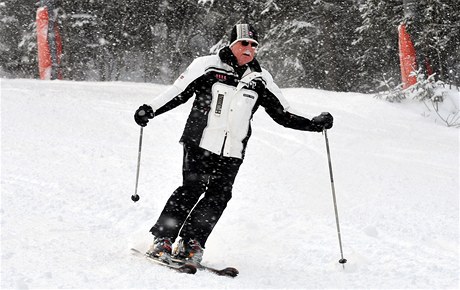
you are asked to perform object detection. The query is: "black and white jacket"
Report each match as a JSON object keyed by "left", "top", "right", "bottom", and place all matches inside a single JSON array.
[{"left": 150, "top": 47, "right": 319, "bottom": 159}]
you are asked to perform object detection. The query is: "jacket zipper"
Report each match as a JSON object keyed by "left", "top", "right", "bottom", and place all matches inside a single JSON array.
[{"left": 220, "top": 132, "right": 228, "bottom": 156}]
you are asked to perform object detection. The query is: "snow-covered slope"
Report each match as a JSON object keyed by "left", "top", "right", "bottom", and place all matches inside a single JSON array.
[{"left": 1, "top": 78, "right": 458, "bottom": 289}]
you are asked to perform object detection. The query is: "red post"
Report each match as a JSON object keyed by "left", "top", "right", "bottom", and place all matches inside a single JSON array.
[
  {"left": 398, "top": 23, "right": 417, "bottom": 89},
  {"left": 36, "top": 7, "right": 52, "bottom": 79},
  {"left": 36, "top": 1, "right": 62, "bottom": 80}
]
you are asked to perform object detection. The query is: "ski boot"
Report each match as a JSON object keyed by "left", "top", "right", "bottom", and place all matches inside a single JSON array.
[
  {"left": 173, "top": 238, "right": 204, "bottom": 265},
  {"left": 146, "top": 237, "right": 173, "bottom": 263}
]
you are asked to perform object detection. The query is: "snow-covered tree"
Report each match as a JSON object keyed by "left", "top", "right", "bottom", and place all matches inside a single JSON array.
[
  {"left": 0, "top": 0, "right": 37, "bottom": 77},
  {"left": 0, "top": 1, "right": 458, "bottom": 91},
  {"left": 354, "top": 0, "right": 403, "bottom": 92}
]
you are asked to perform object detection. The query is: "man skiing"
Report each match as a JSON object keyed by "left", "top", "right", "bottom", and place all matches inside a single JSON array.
[{"left": 134, "top": 24, "right": 333, "bottom": 265}]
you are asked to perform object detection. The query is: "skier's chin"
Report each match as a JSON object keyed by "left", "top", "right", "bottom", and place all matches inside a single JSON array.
[{"left": 238, "top": 55, "right": 253, "bottom": 65}]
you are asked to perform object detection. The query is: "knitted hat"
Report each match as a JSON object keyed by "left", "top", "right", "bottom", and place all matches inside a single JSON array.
[{"left": 229, "top": 24, "right": 259, "bottom": 47}]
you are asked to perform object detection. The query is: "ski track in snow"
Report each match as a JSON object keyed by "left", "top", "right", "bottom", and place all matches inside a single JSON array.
[{"left": 1, "top": 79, "right": 459, "bottom": 289}]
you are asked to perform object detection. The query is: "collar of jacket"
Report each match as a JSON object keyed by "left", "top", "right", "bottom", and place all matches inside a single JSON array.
[{"left": 219, "top": 46, "right": 262, "bottom": 73}]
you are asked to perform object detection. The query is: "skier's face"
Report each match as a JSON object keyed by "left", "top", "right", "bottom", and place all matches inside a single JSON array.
[{"left": 231, "top": 40, "right": 258, "bottom": 66}]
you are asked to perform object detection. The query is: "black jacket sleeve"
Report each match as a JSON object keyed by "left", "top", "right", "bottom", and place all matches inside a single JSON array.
[
  {"left": 259, "top": 89, "right": 321, "bottom": 132},
  {"left": 153, "top": 79, "right": 197, "bottom": 117}
]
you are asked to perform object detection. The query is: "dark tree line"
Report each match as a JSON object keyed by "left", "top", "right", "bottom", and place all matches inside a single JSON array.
[{"left": 0, "top": 0, "right": 458, "bottom": 92}]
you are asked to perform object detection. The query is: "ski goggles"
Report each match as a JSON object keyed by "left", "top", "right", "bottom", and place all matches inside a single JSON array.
[{"left": 240, "top": 40, "right": 258, "bottom": 48}]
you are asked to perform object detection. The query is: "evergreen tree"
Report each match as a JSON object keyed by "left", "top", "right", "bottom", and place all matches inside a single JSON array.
[
  {"left": 416, "top": 0, "right": 460, "bottom": 83},
  {"left": 0, "top": 1, "right": 458, "bottom": 91},
  {"left": 354, "top": 0, "right": 403, "bottom": 92},
  {"left": 259, "top": 0, "right": 318, "bottom": 87},
  {"left": 0, "top": 1, "right": 37, "bottom": 77},
  {"left": 260, "top": 0, "right": 360, "bottom": 91},
  {"left": 306, "top": 0, "right": 360, "bottom": 91},
  {"left": 59, "top": 1, "right": 99, "bottom": 80}
]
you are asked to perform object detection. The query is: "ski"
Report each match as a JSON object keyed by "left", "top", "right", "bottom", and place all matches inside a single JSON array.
[
  {"left": 172, "top": 258, "right": 239, "bottom": 278},
  {"left": 199, "top": 265, "right": 239, "bottom": 277},
  {"left": 130, "top": 248, "right": 197, "bottom": 274}
]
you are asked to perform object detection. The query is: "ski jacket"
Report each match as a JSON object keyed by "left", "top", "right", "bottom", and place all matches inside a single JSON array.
[{"left": 149, "top": 47, "right": 319, "bottom": 159}]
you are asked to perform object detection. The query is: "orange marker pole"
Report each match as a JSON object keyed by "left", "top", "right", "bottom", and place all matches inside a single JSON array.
[
  {"left": 36, "top": 7, "right": 52, "bottom": 80},
  {"left": 36, "top": 1, "right": 62, "bottom": 80},
  {"left": 398, "top": 23, "right": 418, "bottom": 89}
]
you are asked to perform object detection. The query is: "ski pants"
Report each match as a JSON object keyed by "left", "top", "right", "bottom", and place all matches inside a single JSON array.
[{"left": 150, "top": 143, "right": 242, "bottom": 247}]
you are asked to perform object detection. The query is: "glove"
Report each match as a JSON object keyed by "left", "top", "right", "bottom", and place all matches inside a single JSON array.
[
  {"left": 134, "top": 104, "right": 154, "bottom": 127},
  {"left": 311, "top": 112, "right": 333, "bottom": 132}
]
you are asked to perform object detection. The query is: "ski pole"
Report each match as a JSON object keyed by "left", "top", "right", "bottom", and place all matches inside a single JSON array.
[
  {"left": 132, "top": 126, "right": 143, "bottom": 202},
  {"left": 323, "top": 129, "right": 347, "bottom": 267}
]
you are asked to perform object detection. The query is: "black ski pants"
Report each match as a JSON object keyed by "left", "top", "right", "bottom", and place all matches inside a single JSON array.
[{"left": 150, "top": 144, "right": 242, "bottom": 247}]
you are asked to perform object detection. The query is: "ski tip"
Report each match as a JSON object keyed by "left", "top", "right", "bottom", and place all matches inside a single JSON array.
[
  {"left": 179, "top": 264, "right": 198, "bottom": 274},
  {"left": 211, "top": 267, "right": 238, "bottom": 277},
  {"left": 130, "top": 248, "right": 143, "bottom": 254},
  {"left": 222, "top": 267, "right": 239, "bottom": 277}
]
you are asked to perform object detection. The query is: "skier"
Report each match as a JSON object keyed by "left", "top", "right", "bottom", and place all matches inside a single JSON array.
[{"left": 134, "top": 24, "right": 333, "bottom": 265}]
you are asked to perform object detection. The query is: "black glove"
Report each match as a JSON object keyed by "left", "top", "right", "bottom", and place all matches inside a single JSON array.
[
  {"left": 311, "top": 112, "right": 333, "bottom": 132},
  {"left": 134, "top": 104, "right": 154, "bottom": 127}
]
